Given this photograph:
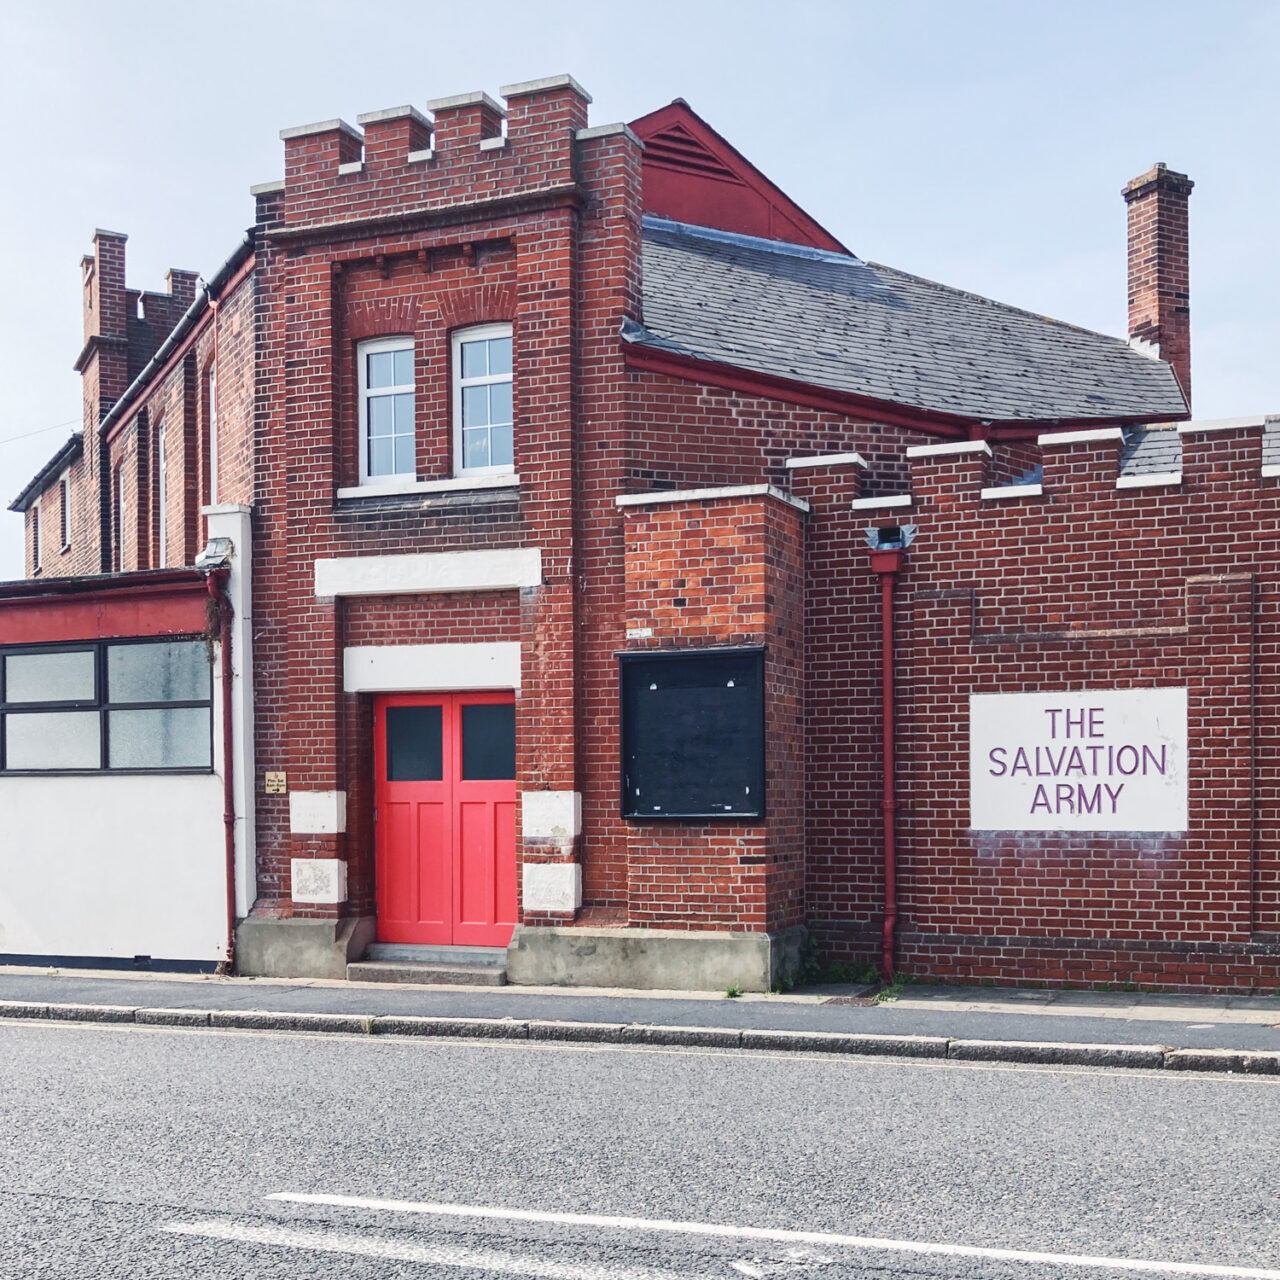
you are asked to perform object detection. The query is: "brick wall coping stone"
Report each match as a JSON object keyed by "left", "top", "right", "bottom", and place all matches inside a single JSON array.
[
  {"left": 784, "top": 451, "right": 868, "bottom": 470},
  {"left": 426, "top": 91, "right": 504, "bottom": 115},
  {"left": 850, "top": 494, "right": 912, "bottom": 511},
  {"left": 1176, "top": 414, "right": 1270, "bottom": 434},
  {"left": 905, "top": 440, "right": 993, "bottom": 459},
  {"left": 355, "top": 105, "right": 432, "bottom": 127},
  {"left": 615, "top": 483, "right": 809, "bottom": 513},
  {"left": 1038, "top": 426, "right": 1125, "bottom": 447},
  {"left": 335, "top": 475, "right": 521, "bottom": 501},
  {"left": 576, "top": 123, "right": 643, "bottom": 145},
  {"left": 980, "top": 483, "right": 1043, "bottom": 501},
  {"left": 279, "top": 118, "right": 363, "bottom": 142},
  {"left": 1116, "top": 471, "right": 1183, "bottom": 489},
  {"left": 249, "top": 179, "right": 286, "bottom": 196},
  {"left": 500, "top": 74, "right": 592, "bottom": 101}
]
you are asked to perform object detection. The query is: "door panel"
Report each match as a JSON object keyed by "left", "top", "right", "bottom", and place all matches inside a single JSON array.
[{"left": 374, "top": 691, "right": 517, "bottom": 947}]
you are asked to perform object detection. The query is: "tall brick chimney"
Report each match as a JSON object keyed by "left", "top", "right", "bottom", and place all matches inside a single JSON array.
[{"left": 1123, "top": 163, "right": 1193, "bottom": 407}]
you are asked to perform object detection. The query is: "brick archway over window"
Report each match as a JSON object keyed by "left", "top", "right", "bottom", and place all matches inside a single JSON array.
[
  {"left": 436, "top": 284, "right": 516, "bottom": 333},
  {"left": 345, "top": 297, "right": 422, "bottom": 343}
]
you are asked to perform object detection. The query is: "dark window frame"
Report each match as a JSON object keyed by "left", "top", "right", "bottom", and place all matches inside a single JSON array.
[
  {"left": 0, "top": 634, "right": 214, "bottom": 776},
  {"left": 619, "top": 646, "right": 766, "bottom": 821}
]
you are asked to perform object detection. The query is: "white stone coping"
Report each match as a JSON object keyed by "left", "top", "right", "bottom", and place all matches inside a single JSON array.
[
  {"left": 336, "top": 473, "right": 520, "bottom": 501},
  {"left": 1262, "top": 464, "right": 1280, "bottom": 479},
  {"left": 1177, "top": 415, "right": 1269, "bottom": 434},
  {"left": 905, "top": 440, "right": 993, "bottom": 459},
  {"left": 427, "top": 90, "right": 505, "bottom": 114},
  {"left": 501, "top": 74, "right": 592, "bottom": 103},
  {"left": 279, "top": 118, "right": 362, "bottom": 142},
  {"left": 1038, "top": 427, "right": 1125, "bottom": 447},
  {"left": 615, "top": 483, "right": 809, "bottom": 514},
  {"left": 406, "top": 149, "right": 435, "bottom": 164},
  {"left": 850, "top": 494, "right": 912, "bottom": 511},
  {"left": 576, "top": 123, "right": 642, "bottom": 145},
  {"left": 249, "top": 179, "right": 286, "bottom": 196},
  {"left": 200, "top": 502, "right": 253, "bottom": 516},
  {"left": 315, "top": 547, "right": 542, "bottom": 598},
  {"left": 479, "top": 136, "right": 508, "bottom": 152},
  {"left": 784, "top": 451, "right": 868, "bottom": 470},
  {"left": 344, "top": 642, "right": 521, "bottom": 692},
  {"left": 980, "top": 483, "right": 1044, "bottom": 500},
  {"left": 355, "top": 104, "right": 433, "bottom": 127},
  {"left": 336, "top": 161, "right": 364, "bottom": 176},
  {"left": 1116, "top": 471, "right": 1183, "bottom": 489},
  {"left": 93, "top": 227, "right": 129, "bottom": 240}
]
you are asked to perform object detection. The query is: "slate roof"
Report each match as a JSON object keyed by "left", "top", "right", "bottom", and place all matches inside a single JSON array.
[
  {"left": 631, "top": 217, "right": 1189, "bottom": 425},
  {"left": 1119, "top": 416, "right": 1280, "bottom": 478}
]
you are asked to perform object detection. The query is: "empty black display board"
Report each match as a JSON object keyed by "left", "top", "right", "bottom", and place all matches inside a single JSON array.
[{"left": 620, "top": 649, "right": 764, "bottom": 819}]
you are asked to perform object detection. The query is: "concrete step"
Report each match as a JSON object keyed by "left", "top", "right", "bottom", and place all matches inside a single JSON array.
[
  {"left": 346, "top": 960, "right": 507, "bottom": 986},
  {"left": 364, "top": 943, "right": 508, "bottom": 967}
]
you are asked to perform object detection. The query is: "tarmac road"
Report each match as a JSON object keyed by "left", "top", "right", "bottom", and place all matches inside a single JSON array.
[{"left": 2, "top": 1018, "right": 1279, "bottom": 1279}]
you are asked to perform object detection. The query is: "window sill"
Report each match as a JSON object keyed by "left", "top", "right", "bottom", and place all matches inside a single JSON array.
[{"left": 337, "top": 474, "right": 520, "bottom": 500}]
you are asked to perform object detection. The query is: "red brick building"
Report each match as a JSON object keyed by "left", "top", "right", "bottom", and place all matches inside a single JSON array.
[{"left": 6, "top": 75, "right": 1278, "bottom": 991}]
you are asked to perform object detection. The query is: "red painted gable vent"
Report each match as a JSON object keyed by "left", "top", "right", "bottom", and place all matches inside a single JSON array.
[{"left": 645, "top": 124, "right": 743, "bottom": 185}]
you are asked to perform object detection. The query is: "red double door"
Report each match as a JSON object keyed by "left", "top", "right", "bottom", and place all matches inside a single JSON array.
[{"left": 373, "top": 692, "right": 518, "bottom": 947}]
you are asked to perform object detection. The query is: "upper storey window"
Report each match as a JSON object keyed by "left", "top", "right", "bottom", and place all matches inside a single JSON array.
[
  {"left": 453, "top": 325, "right": 513, "bottom": 476},
  {"left": 358, "top": 337, "right": 415, "bottom": 484}
]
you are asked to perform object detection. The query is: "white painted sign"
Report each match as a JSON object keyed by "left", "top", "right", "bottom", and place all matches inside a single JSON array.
[{"left": 969, "top": 688, "right": 1187, "bottom": 832}]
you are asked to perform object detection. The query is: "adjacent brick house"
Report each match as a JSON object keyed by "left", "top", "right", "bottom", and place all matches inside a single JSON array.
[{"left": 5, "top": 75, "right": 1277, "bottom": 990}]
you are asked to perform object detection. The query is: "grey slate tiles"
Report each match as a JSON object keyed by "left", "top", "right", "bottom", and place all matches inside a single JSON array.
[{"left": 633, "top": 217, "right": 1188, "bottom": 425}]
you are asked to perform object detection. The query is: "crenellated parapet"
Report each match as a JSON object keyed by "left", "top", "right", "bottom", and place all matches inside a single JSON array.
[{"left": 256, "top": 75, "right": 623, "bottom": 232}]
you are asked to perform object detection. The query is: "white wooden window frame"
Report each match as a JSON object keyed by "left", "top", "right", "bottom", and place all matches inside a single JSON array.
[
  {"left": 357, "top": 336, "right": 416, "bottom": 486},
  {"left": 452, "top": 323, "right": 514, "bottom": 478}
]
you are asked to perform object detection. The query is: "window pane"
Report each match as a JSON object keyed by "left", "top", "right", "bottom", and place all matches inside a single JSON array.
[
  {"left": 369, "top": 436, "right": 394, "bottom": 477},
  {"left": 462, "top": 384, "right": 489, "bottom": 428},
  {"left": 393, "top": 392, "right": 415, "bottom": 431},
  {"left": 368, "top": 395, "right": 394, "bottom": 437},
  {"left": 487, "top": 336, "right": 512, "bottom": 377},
  {"left": 463, "top": 428, "right": 490, "bottom": 470},
  {"left": 392, "top": 347, "right": 413, "bottom": 387},
  {"left": 488, "top": 380, "right": 512, "bottom": 426},
  {"left": 367, "top": 350, "right": 396, "bottom": 389},
  {"left": 5, "top": 711, "right": 100, "bottom": 770},
  {"left": 108, "top": 641, "right": 209, "bottom": 705},
  {"left": 386, "top": 705, "right": 442, "bottom": 781},
  {"left": 461, "top": 340, "right": 487, "bottom": 380},
  {"left": 489, "top": 424, "right": 513, "bottom": 468},
  {"left": 394, "top": 433, "right": 415, "bottom": 475},
  {"left": 108, "top": 707, "right": 211, "bottom": 769},
  {"left": 461, "top": 703, "right": 515, "bottom": 780},
  {"left": 5, "top": 650, "right": 95, "bottom": 703}
]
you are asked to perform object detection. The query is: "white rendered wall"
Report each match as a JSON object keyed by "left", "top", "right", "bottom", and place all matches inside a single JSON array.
[{"left": 0, "top": 772, "right": 228, "bottom": 961}]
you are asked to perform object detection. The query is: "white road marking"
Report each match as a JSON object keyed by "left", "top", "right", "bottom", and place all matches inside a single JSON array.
[
  {"left": 161, "top": 1218, "right": 681, "bottom": 1279},
  {"left": 267, "top": 1192, "right": 1280, "bottom": 1279}
]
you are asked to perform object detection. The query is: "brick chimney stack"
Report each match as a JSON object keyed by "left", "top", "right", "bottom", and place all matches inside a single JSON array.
[{"left": 1123, "top": 163, "right": 1193, "bottom": 407}]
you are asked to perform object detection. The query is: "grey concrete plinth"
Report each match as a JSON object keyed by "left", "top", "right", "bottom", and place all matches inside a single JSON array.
[
  {"left": 236, "top": 915, "right": 375, "bottom": 979},
  {"left": 506, "top": 924, "right": 806, "bottom": 992}
]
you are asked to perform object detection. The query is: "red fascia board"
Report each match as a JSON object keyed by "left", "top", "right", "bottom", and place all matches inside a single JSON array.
[
  {"left": 623, "top": 344, "right": 1190, "bottom": 439},
  {"left": 0, "top": 571, "right": 211, "bottom": 645}
]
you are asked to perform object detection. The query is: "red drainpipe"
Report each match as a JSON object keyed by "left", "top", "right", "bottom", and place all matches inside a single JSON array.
[
  {"left": 869, "top": 546, "right": 904, "bottom": 981},
  {"left": 207, "top": 567, "right": 236, "bottom": 972}
]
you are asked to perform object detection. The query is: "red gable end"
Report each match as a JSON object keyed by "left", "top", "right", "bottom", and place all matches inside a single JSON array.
[{"left": 629, "top": 100, "right": 852, "bottom": 255}]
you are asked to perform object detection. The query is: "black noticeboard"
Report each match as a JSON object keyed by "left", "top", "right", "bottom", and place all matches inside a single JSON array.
[{"left": 619, "top": 648, "right": 765, "bottom": 820}]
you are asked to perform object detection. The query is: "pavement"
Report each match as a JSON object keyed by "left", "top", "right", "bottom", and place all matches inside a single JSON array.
[{"left": 2, "top": 965, "right": 1279, "bottom": 1072}]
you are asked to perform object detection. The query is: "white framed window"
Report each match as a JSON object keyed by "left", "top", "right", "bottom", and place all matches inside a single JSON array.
[
  {"left": 453, "top": 324, "right": 513, "bottom": 476},
  {"left": 156, "top": 423, "right": 168, "bottom": 566},
  {"left": 30, "top": 504, "right": 41, "bottom": 574},
  {"left": 358, "top": 337, "right": 415, "bottom": 484}
]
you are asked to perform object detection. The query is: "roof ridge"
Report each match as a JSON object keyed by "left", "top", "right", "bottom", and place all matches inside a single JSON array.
[{"left": 862, "top": 257, "right": 1135, "bottom": 350}]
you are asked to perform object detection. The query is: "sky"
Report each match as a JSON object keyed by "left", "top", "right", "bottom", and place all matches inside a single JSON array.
[{"left": 1, "top": 0, "right": 1277, "bottom": 580}]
